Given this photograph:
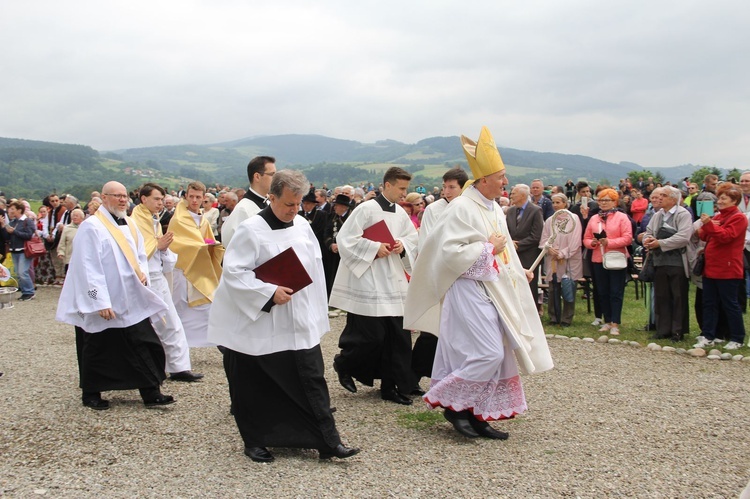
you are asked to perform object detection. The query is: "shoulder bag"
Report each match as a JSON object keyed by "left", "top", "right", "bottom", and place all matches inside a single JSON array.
[{"left": 23, "top": 219, "right": 47, "bottom": 258}]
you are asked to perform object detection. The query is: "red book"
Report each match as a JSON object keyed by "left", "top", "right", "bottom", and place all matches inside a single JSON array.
[
  {"left": 362, "top": 219, "right": 396, "bottom": 247},
  {"left": 253, "top": 247, "right": 312, "bottom": 294}
]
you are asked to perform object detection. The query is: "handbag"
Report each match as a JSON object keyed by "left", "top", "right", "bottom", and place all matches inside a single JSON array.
[
  {"left": 24, "top": 235, "right": 47, "bottom": 258},
  {"left": 601, "top": 246, "right": 627, "bottom": 270},
  {"left": 638, "top": 251, "right": 655, "bottom": 282},
  {"left": 692, "top": 253, "right": 705, "bottom": 276},
  {"left": 560, "top": 276, "right": 576, "bottom": 302}
]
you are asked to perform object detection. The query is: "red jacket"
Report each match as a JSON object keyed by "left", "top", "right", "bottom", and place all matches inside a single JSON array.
[{"left": 698, "top": 205, "right": 747, "bottom": 279}]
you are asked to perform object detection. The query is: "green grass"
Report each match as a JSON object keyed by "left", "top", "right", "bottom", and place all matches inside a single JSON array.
[
  {"left": 543, "top": 279, "right": 750, "bottom": 355},
  {"left": 396, "top": 410, "right": 445, "bottom": 430}
]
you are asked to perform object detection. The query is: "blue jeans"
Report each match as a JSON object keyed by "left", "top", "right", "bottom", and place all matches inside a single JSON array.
[
  {"left": 11, "top": 251, "right": 34, "bottom": 296},
  {"left": 592, "top": 263, "right": 627, "bottom": 324},
  {"left": 702, "top": 277, "right": 746, "bottom": 344}
]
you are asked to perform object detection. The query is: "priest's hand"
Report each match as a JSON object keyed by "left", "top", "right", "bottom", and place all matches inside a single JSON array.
[
  {"left": 525, "top": 269, "right": 534, "bottom": 283},
  {"left": 392, "top": 240, "right": 404, "bottom": 255},
  {"left": 273, "top": 286, "right": 294, "bottom": 305},
  {"left": 99, "top": 308, "right": 116, "bottom": 320},
  {"left": 157, "top": 232, "right": 173, "bottom": 251},
  {"left": 139, "top": 273, "right": 148, "bottom": 285},
  {"left": 376, "top": 243, "right": 392, "bottom": 259},
  {"left": 489, "top": 233, "right": 506, "bottom": 254}
]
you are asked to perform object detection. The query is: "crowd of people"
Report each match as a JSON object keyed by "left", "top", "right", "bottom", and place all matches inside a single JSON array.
[{"left": 1, "top": 135, "right": 749, "bottom": 463}]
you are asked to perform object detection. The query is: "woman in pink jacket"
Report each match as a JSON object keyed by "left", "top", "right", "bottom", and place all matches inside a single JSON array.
[{"left": 583, "top": 189, "right": 633, "bottom": 335}]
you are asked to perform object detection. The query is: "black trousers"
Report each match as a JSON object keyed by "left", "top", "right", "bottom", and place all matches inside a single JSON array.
[
  {"left": 225, "top": 345, "right": 340, "bottom": 450},
  {"left": 75, "top": 319, "right": 166, "bottom": 398},
  {"left": 335, "top": 313, "right": 413, "bottom": 394},
  {"left": 653, "top": 266, "right": 689, "bottom": 340}
]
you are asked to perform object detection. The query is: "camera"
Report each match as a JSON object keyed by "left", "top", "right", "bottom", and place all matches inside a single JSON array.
[{"left": 594, "top": 230, "right": 607, "bottom": 240}]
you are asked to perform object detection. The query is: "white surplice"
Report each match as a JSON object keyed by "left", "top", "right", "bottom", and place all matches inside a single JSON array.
[
  {"left": 329, "top": 198, "right": 418, "bottom": 316},
  {"left": 207, "top": 214, "right": 329, "bottom": 356},
  {"left": 56, "top": 207, "right": 167, "bottom": 333},
  {"left": 141, "top": 217, "right": 192, "bottom": 373},
  {"left": 220, "top": 198, "right": 262, "bottom": 250},
  {"left": 417, "top": 197, "right": 448, "bottom": 255}
]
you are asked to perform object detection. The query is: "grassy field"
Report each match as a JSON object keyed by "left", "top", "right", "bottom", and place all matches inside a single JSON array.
[{"left": 542, "top": 278, "right": 750, "bottom": 354}]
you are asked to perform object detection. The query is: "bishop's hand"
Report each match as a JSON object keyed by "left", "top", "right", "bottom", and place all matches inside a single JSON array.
[
  {"left": 489, "top": 233, "right": 506, "bottom": 254},
  {"left": 376, "top": 243, "right": 391, "bottom": 259}
]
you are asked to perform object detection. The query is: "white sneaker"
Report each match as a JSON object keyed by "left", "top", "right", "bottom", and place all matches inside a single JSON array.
[
  {"left": 711, "top": 338, "right": 726, "bottom": 344},
  {"left": 591, "top": 318, "right": 603, "bottom": 326},
  {"left": 693, "top": 336, "right": 712, "bottom": 348},
  {"left": 724, "top": 341, "right": 742, "bottom": 350},
  {"left": 598, "top": 324, "right": 612, "bottom": 332}
]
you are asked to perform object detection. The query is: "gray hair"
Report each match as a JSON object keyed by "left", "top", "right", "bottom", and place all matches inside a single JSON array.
[
  {"left": 224, "top": 192, "right": 238, "bottom": 202},
  {"left": 663, "top": 186, "right": 681, "bottom": 202},
  {"left": 514, "top": 183, "right": 530, "bottom": 197},
  {"left": 65, "top": 195, "right": 78, "bottom": 206},
  {"left": 204, "top": 193, "right": 216, "bottom": 203},
  {"left": 270, "top": 170, "right": 309, "bottom": 198},
  {"left": 551, "top": 192, "right": 569, "bottom": 207}
]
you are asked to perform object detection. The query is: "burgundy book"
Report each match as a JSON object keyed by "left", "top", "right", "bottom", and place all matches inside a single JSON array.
[
  {"left": 253, "top": 247, "right": 312, "bottom": 294},
  {"left": 362, "top": 219, "right": 396, "bottom": 247}
]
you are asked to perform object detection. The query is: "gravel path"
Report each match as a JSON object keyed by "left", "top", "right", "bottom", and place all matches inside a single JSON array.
[{"left": 1, "top": 287, "right": 749, "bottom": 498}]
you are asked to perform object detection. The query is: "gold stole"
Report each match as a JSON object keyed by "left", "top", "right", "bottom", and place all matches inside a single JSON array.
[
  {"left": 94, "top": 210, "right": 145, "bottom": 283},
  {"left": 131, "top": 204, "right": 161, "bottom": 259}
]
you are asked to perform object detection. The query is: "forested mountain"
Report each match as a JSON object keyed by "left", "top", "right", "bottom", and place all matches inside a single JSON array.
[{"left": 0, "top": 134, "right": 723, "bottom": 201}]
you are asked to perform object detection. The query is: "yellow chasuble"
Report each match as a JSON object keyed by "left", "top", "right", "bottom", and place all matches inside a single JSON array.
[
  {"left": 168, "top": 199, "right": 225, "bottom": 306},
  {"left": 93, "top": 209, "right": 146, "bottom": 283},
  {"left": 131, "top": 204, "right": 161, "bottom": 259}
]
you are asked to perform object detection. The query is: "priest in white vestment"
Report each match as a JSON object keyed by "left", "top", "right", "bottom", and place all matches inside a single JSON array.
[
  {"left": 56, "top": 181, "right": 174, "bottom": 410},
  {"left": 168, "top": 181, "right": 224, "bottom": 348},
  {"left": 207, "top": 170, "right": 359, "bottom": 463},
  {"left": 220, "top": 156, "right": 275, "bottom": 248},
  {"left": 329, "top": 167, "right": 419, "bottom": 405},
  {"left": 132, "top": 183, "right": 203, "bottom": 382},
  {"left": 411, "top": 167, "right": 470, "bottom": 388},
  {"left": 404, "top": 127, "right": 553, "bottom": 439}
]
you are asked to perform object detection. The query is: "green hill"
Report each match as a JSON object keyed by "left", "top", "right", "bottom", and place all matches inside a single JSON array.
[{"left": 0, "top": 134, "right": 724, "bottom": 201}]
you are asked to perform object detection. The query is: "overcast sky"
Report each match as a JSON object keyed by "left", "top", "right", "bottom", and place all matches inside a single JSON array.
[{"left": 1, "top": 1, "right": 749, "bottom": 169}]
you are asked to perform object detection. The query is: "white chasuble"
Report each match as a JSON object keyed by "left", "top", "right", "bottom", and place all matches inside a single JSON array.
[{"left": 404, "top": 186, "right": 553, "bottom": 376}]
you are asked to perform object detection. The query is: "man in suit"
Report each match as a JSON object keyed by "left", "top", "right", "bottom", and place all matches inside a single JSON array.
[
  {"left": 506, "top": 183, "right": 544, "bottom": 313},
  {"left": 530, "top": 179, "right": 554, "bottom": 220}
]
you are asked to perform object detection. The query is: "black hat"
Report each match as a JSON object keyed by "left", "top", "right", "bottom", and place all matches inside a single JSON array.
[
  {"left": 302, "top": 192, "right": 317, "bottom": 204},
  {"left": 333, "top": 194, "right": 352, "bottom": 207}
]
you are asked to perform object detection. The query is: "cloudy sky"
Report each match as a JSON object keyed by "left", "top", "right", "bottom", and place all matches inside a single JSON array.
[{"left": 1, "top": 1, "right": 748, "bottom": 168}]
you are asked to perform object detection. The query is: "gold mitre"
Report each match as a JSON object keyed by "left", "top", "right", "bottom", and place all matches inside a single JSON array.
[{"left": 460, "top": 126, "right": 505, "bottom": 179}]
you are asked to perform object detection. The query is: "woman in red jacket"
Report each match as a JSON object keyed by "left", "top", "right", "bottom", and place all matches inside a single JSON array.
[
  {"left": 693, "top": 184, "right": 747, "bottom": 350},
  {"left": 583, "top": 189, "right": 633, "bottom": 336}
]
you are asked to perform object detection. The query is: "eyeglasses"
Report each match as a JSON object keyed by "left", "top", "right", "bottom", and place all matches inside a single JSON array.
[
  {"left": 598, "top": 198, "right": 615, "bottom": 203},
  {"left": 411, "top": 202, "right": 424, "bottom": 207},
  {"left": 262, "top": 171, "right": 276, "bottom": 177},
  {"left": 103, "top": 193, "right": 129, "bottom": 200}
]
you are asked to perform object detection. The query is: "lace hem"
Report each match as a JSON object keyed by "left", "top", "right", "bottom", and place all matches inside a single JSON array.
[
  {"left": 461, "top": 242, "right": 499, "bottom": 281},
  {"left": 424, "top": 373, "right": 527, "bottom": 421}
]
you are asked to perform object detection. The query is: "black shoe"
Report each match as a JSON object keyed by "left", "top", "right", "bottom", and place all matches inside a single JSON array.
[
  {"left": 82, "top": 398, "right": 110, "bottom": 411},
  {"left": 468, "top": 417, "right": 509, "bottom": 440},
  {"left": 244, "top": 446, "right": 274, "bottom": 463},
  {"left": 169, "top": 370, "right": 204, "bottom": 382},
  {"left": 333, "top": 359, "right": 357, "bottom": 393},
  {"left": 410, "top": 386, "right": 426, "bottom": 396},
  {"left": 143, "top": 394, "right": 175, "bottom": 407},
  {"left": 381, "top": 389, "right": 412, "bottom": 405},
  {"left": 18, "top": 294, "right": 35, "bottom": 302},
  {"left": 443, "top": 409, "right": 480, "bottom": 438},
  {"left": 319, "top": 444, "right": 360, "bottom": 460}
]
